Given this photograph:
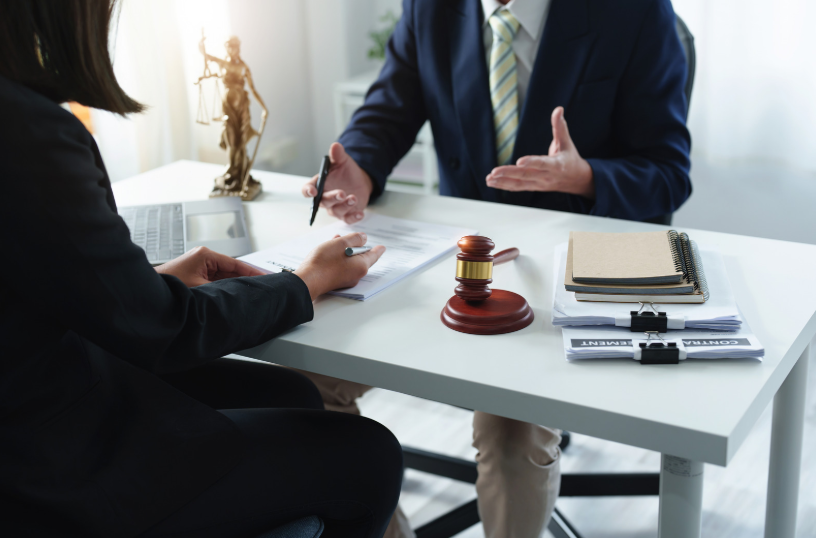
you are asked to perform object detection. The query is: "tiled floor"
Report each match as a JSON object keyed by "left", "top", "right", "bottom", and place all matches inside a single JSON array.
[{"left": 359, "top": 342, "right": 815, "bottom": 537}]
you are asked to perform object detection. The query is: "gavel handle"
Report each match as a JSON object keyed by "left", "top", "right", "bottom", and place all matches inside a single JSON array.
[{"left": 493, "top": 247, "right": 520, "bottom": 266}]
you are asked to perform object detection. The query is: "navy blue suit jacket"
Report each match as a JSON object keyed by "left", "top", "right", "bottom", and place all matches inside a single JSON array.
[{"left": 339, "top": 0, "right": 692, "bottom": 221}]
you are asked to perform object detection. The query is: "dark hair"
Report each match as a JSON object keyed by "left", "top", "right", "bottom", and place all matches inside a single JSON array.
[{"left": 0, "top": 0, "right": 143, "bottom": 114}]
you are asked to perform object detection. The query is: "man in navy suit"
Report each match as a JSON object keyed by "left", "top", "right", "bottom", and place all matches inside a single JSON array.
[{"left": 301, "top": 0, "right": 691, "bottom": 536}]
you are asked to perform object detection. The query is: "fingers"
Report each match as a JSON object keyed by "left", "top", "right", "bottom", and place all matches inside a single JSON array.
[
  {"left": 342, "top": 210, "right": 365, "bottom": 224},
  {"left": 486, "top": 176, "right": 547, "bottom": 192},
  {"left": 321, "top": 189, "right": 357, "bottom": 208},
  {"left": 206, "top": 251, "right": 266, "bottom": 280},
  {"left": 338, "top": 232, "right": 368, "bottom": 248},
  {"left": 512, "top": 156, "right": 557, "bottom": 172},
  {"left": 329, "top": 142, "right": 349, "bottom": 166},
  {"left": 224, "top": 258, "right": 267, "bottom": 278},
  {"left": 488, "top": 162, "right": 552, "bottom": 182},
  {"left": 303, "top": 142, "right": 350, "bottom": 198},
  {"left": 321, "top": 189, "right": 362, "bottom": 222},
  {"left": 515, "top": 156, "right": 554, "bottom": 169},
  {"left": 550, "top": 106, "right": 572, "bottom": 153},
  {"left": 302, "top": 174, "right": 318, "bottom": 198},
  {"left": 321, "top": 189, "right": 347, "bottom": 206},
  {"left": 551, "top": 106, "right": 564, "bottom": 127},
  {"left": 357, "top": 244, "right": 386, "bottom": 268}
]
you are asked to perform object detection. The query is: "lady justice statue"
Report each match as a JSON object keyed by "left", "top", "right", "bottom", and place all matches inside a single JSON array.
[{"left": 196, "top": 33, "right": 268, "bottom": 201}]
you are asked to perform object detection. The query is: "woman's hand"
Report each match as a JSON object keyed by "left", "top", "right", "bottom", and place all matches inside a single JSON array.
[
  {"left": 155, "top": 246, "right": 265, "bottom": 287},
  {"left": 295, "top": 233, "right": 386, "bottom": 300}
]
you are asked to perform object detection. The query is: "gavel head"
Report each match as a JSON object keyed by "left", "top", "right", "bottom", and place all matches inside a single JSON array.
[{"left": 454, "top": 235, "right": 495, "bottom": 301}]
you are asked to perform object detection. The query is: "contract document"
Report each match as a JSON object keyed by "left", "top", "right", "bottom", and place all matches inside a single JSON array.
[
  {"left": 561, "top": 324, "right": 764, "bottom": 361},
  {"left": 240, "top": 214, "right": 477, "bottom": 300}
]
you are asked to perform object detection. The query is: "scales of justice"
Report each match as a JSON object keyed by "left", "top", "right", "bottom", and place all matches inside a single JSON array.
[{"left": 195, "top": 31, "right": 268, "bottom": 201}]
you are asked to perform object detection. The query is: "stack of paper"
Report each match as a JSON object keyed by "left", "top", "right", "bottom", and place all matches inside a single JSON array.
[
  {"left": 565, "top": 231, "right": 708, "bottom": 302},
  {"left": 552, "top": 244, "right": 742, "bottom": 330},
  {"left": 240, "top": 214, "right": 477, "bottom": 300},
  {"left": 561, "top": 324, "right": 764, "bottom": 361}
]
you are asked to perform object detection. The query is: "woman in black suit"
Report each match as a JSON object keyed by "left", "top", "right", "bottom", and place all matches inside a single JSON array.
[{"left": 0, "top": 1, "right": 401, "bottom": 537}]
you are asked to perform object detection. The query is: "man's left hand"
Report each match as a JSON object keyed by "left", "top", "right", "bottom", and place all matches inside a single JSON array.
[{"left": 486, "top": 106, "right": 595, "bottom": 199}]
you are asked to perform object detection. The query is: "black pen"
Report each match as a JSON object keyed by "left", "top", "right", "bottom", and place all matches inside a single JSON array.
[{"left": 310, "top": 155, "right": 331, "bottom": 226}]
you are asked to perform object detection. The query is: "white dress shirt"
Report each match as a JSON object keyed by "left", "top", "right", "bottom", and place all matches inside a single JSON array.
[{"left": 480, "top": 0, "right": 552, "bottom": 105}]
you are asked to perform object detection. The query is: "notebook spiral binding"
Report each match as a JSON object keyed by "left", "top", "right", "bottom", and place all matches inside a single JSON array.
[
  {"left": 666, "top": 230, "right": 710, "bottom": 300},
  {"left": 690, "top": 239, "right": 710, "bottom": 301},
  {"left": 668, "top": 230, "right": 685, "bottom": 276}
]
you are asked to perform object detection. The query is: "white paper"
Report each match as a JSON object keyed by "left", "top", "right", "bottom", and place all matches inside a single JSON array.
[
  {"left": 240, "top": 214, "right": 477, "bottom": 300},
  {"left": 551, "top": 244, "right": 742, "bottom": 330},
  {"left": 561, "top": 324, "right": 764, "bottom": 361}
]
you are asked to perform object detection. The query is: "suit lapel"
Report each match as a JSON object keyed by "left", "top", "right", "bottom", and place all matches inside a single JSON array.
[
  {"left": 447, "top": 0, "right": 496, "bottom": 200},
  {"left": 512, "top": 0, "right": 595, "bottom": 163}
]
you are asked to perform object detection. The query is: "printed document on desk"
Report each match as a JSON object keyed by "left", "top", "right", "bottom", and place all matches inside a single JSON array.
[
  {"left": 240, "top": 214, "right": 477, "bottom": 300},
  {"left": 561, "top": 324, "right": 764, "bottom": 361}
]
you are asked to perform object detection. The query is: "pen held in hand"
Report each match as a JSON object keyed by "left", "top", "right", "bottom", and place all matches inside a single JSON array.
[
  {"left": 310, "top": 155, "right": 331, "bottom": 226},
  {"left": 345, "top": 246, "right": 373, "bottom": 257}
]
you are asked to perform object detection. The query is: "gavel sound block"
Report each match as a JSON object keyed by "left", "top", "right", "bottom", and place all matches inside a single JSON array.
[{"left": 441, "top": 236, "right": 534, "bottom": 335}]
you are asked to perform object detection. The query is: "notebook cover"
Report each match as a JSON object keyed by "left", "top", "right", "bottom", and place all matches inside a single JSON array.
[
  {"left": 565, "top": 234, "right": 696, "bottom": 295},
  {"left": 574, "top": 292, "right": 705, "bottom": 303},
  {"left": 571, "top": 230, "right": 684, "bottom": 284}
]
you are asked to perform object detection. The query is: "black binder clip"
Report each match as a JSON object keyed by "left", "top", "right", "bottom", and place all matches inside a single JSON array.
[
  {"left": 630, "top": 303, "right": 668, "bottom": 333},
  {"left": 638, "top": 332, "right": 680, "bottom": 365}
]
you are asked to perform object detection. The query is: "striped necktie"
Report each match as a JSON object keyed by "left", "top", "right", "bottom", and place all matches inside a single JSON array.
[{"left": 488, "top": 9, "right": 521, "bottom": 166}]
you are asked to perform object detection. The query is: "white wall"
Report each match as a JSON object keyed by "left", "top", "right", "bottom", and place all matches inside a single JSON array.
[
  {"left": 95, "top": 0, "right": 395, "bottom": 181},
  {"left": 305, "top": 0, "right": 385, "bottom": 163},
  {"left": 95, "top": 0, "right": 816, "bottom": 182},
  {"left": 228, "top": 0, "right": 317, "bottom": 176},
  {"left": 672, "top": 0, "right": 816, "bottom": 172}
]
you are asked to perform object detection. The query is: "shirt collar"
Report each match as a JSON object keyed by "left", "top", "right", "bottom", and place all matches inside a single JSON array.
[{"left": 480, "top": 0, "right": 550, "bottom": 41}]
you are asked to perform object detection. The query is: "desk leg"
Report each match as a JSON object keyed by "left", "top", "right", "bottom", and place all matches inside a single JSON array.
[
  {"left": 657, "top": 455, "right": 704, "bottom": 538},
  {"left": 764, "top": 344, "right": 809, "bottom": 538}
]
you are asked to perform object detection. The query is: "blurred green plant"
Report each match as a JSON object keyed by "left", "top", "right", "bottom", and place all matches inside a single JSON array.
[{"left": 367, "top": 11, "right": 399, "bottom": 60}]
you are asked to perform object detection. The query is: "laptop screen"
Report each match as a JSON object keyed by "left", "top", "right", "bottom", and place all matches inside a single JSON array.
[{"left": 186, "top": 211, "right": 246, "bottom": 242}]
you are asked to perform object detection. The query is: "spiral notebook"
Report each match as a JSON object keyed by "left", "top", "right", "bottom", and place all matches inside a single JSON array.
[
  {"left": 553, "top": 245, "right": 739, "bottom": 328},
  {"left": 565, "top": 231, "right": 710, "bottom": 302}
]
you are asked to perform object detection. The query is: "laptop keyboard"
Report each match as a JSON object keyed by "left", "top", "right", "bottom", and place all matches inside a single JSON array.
[{"left": 119, "top": 203, "right": 185, "bottom": 263}]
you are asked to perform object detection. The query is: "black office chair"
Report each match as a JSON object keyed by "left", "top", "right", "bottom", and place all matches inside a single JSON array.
[
  {"left": 401, "top": 15, "right": 696, "bottom": 538},
  {"left": 643, "top": 15, "right": 695, "bottom": 227},
  {"left": 254, "top": 516, "right": 324, "bottom": 538}
]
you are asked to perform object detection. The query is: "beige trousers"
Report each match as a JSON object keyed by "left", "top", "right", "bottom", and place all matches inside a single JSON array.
[{"left": 293, "top": 370, "right": 562, "bottom": 538}]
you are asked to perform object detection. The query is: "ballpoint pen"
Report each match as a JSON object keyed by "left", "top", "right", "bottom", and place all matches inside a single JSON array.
[
  {"left": 345, "top": 246, "right": 373, "bottom": 256},
  {"left": 309, "top": 155, "right": 331, "bottom": 226}
]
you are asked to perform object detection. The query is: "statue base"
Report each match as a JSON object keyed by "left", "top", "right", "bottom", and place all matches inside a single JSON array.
[
  {"left": 210, "top": 175, "right": 262, "bottom": 202},
  {"left": 441, "top": 289, "right": 534, "bottom": 335}
]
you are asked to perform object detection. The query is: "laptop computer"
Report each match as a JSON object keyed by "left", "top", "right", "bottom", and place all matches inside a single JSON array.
[{"left": 118, "top": 197, "right": 252, "bottom": 265}]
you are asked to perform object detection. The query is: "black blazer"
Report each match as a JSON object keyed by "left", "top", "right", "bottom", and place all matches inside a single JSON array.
[{"left": 0, "top": 75, "right": 314, "bottom": 537}]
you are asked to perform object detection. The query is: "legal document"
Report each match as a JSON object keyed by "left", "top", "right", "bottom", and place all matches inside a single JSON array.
[
  {"left": 240, "top": 214, "right": 477, "bottom": 300},
  {"left": 561, "top": 324, "right": 764, "bottom": 361}
]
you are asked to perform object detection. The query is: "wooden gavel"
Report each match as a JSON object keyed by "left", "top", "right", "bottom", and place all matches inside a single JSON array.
[{"left": 454, "top": 235, "right": 520, "bottom": 301}]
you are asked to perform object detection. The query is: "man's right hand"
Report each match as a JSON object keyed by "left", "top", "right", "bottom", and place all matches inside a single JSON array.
[{"left": 302, "top": 142, "right": 374, "bottom": 224}]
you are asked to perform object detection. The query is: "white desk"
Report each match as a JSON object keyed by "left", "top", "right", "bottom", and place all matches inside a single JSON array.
[{"left": 114, "top": 160, "right": 815, "bottom": 538}]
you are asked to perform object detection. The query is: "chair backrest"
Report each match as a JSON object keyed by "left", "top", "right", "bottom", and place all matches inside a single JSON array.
[
  {"left": 254, "top": 516, "right": 324, "bottom": 538},
  {"left": 675, "top": 15, "right": 696, "bottom": 117},
  {"left": 642, "top": 14, "right": 696, "bottom": 227}
]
